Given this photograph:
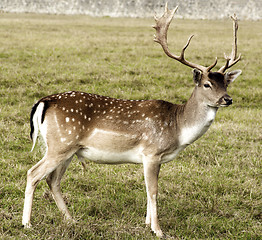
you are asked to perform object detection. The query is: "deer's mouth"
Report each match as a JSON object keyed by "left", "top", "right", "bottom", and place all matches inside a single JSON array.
[
  {"left": 216, "top": 96, "right": 233, "bottom": 107},
  {"left": 220, "top": 103, "right": 231, "bottom": 107},
  {"left": 207, "top": 104, "right": 219, "bottom": 109}
]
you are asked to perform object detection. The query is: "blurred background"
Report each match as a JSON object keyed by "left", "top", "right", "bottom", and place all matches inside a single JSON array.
[{"left": 1, "top": 0, "right": 262, "bottom": 20}]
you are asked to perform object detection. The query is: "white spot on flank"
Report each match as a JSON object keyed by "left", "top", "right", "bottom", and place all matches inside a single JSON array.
[
  {"left": 68, "top": 130, "right": 72, "bottom": 134},
  {"left": 65, "top": 117, "right": 70, "bottom": 123},
  {"left": 61, "top": 138, "right": 66, "bottom": 142},
  {"left": 71, "top": 109, "right": 74, "bottom": 112},
  {"left": 72, "top": 118, "right": 75, "bottom": 122},
  {"left": 143, "top": 134, "right": 149, "bottom": 140}
]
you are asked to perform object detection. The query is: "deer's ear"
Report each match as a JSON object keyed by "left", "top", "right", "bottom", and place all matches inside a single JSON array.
[
  {"left": 225, "top": 70, "right": 242, "bottom": 85},
  {"left": 193, "top": 68, "right": 202, "bottom": 85}
]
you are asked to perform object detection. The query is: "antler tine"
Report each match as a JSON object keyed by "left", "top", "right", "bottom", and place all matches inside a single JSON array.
[
  {"left": 230, "top": 14, "right": 238, "bottom": 60},
  {"left": 219, "top": 14, "right": 241, "bottom": 73},
  {"left": 181, "top": 34, "right": 195, "bottom": 60},
  {"left": 207, "top": 57, "right": 218, "bottom": 72},
  {"left": 182, "top": 34, "right": 217, "bottom": 71},
  {"left": 153, "top": 3, "right": 217, "bottom": 72}
]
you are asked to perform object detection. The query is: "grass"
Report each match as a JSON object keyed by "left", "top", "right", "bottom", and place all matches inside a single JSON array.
[{"left": 0, "top": 13, "right": 261, "bottom": 239}]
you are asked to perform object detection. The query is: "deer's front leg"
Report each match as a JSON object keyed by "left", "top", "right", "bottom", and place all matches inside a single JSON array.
[{"left": 143, "top": 158, "right": 162, "bottom": 237}]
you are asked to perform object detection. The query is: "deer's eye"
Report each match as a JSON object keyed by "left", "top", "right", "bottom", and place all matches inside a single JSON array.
[{"left": 204, "top": 83, "right": 211, "bottom": 88}]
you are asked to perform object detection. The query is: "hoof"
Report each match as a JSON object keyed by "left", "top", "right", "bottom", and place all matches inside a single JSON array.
[
  {"left": 23, "top": 222, "right": 32, "bottom": 229},
  {"left": 153, "top": 228, "right": 164, "bottom": 238}
]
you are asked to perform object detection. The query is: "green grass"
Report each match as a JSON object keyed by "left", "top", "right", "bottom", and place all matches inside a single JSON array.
[{"left": 0, "top": 13, "right": 261, "bottom": 239}]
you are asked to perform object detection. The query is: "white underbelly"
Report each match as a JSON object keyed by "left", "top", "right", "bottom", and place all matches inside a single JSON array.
[{"left": 76, "top": 146, "right": 144, "bottom": 164}]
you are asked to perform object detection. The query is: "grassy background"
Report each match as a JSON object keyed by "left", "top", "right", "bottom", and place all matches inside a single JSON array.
[{"left": 0, "top": 13, "right": 261, "bottom": 239}]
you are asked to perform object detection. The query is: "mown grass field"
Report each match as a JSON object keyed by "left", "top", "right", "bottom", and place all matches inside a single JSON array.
[{"left": 0, "top": 13, "right": 261, "bottom": 239}]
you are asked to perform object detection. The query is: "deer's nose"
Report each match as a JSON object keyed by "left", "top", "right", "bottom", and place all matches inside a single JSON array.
[{"left": 224, "top": 96, "right": 233, "bottom": 105}]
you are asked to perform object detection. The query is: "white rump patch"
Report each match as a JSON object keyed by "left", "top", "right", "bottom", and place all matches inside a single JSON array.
[{"left": 31, "top": 102, "right": 47, "bottom": 152}]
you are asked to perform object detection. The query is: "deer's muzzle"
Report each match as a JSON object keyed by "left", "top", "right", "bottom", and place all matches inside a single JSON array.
[{"left": 217, "top": 94, "right": 233, "bottom": 106}]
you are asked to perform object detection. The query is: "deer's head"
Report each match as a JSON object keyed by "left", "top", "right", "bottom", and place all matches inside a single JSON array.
[
  {"left": 153, "top": 4, "right": 242, "bottom": 108},
  {"left": 193, "top": 69, "right": 241, "bottom": 108}
]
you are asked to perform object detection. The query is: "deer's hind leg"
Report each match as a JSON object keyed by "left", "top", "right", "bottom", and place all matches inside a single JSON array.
[
  {"left": 22, "top": 150, "right": 75, "bottom": 228},
  {"left": 46, "top": 156, "right": 74, "bottom": 221}
]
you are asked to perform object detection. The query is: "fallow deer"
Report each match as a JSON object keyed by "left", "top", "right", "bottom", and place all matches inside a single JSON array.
[{"left": 23, "top": 4, "right": 242, "bottom": 237}]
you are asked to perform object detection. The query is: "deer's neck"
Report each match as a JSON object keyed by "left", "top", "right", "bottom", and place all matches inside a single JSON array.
[{"left": 178, "top": 88, "right": 218, "bottom": 146}]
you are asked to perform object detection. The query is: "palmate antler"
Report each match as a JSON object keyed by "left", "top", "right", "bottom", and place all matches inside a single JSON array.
[{"left": 153, "top": 3, "right": 241, "bottom": 73}]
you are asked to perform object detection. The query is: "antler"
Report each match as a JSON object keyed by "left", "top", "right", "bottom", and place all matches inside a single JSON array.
[
  {"left": 153, "top": 3, "right": 217, "bottom": 73},
  {"left": 218, "top": 14, "right": 241, "bottom": 73}
]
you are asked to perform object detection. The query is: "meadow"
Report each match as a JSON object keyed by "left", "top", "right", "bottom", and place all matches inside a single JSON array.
[{"left": 0, "top": 12, "right": 261, "bottom": 239}]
